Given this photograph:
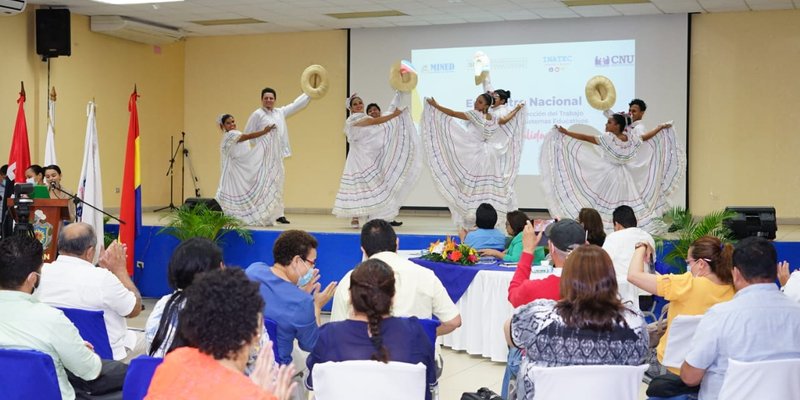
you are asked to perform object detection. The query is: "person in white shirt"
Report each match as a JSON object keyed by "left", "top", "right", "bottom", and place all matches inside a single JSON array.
[
  {"left": 243, "top": 87, "right": 313, "bottom": 225},
  {"left": 330, "top": 219, "right": 462, "bottom": 336},
  {"left": 0, "top": 235, "right": 102, "bottom": 400},
  {"left": 602, "top": 205, "right": 655, "bottom": 310},
  {"left": 36, "top": 222, "right": 146, "bottom": 362}
]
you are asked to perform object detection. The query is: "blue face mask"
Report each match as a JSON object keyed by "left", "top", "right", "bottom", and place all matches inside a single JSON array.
[{"left": 297, "top": 264, "right": 315, "bottom": 287}]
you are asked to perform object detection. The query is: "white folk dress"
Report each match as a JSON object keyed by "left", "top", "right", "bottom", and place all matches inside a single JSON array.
[
  {"left": 422, "top": 103, "right": 525, "bottom": 227},
  {"left": 539, "top": 124, "right": 684, "bottom": 232},
  {"left": 215, "top": 129, "right": 284, "bottom": 226},
  {"left": 332, "top": 107, "right": 421, "bottom": 221}
]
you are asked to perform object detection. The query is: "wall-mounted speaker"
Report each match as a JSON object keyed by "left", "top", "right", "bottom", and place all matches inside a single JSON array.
[{"left": 36, "top": 9, "right": 71, "bottom": 59}]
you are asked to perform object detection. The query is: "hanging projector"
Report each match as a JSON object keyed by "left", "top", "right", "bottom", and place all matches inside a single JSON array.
[{"left": 0, "top": 0, "right": 26, "bottom": 15}]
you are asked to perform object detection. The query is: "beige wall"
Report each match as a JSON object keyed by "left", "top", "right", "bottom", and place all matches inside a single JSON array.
[
  {"left": 5, "top": 9, "right": 800, "bottom": 219},
  {"left": 0, "top": 10, "right": 184, "bottom": 209},
  {"left": 183, "top": 31, "right": 348, "bottom": 210},
  {"left": 689, "top": 10, "right": 800, "bottom": 219}
]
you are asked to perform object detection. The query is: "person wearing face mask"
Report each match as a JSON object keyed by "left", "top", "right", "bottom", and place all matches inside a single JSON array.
[
  {"left": 25, "top": 164, "right": 45, "bottom": 185},
  {"left": 422, "top": 95, "right": 525, "bottom": 229},
  {"left": 0, "top": 235, "right": 103, "bottom": 399},
  {"left": 44, "top": 164, "right": 76, "bottom": 222},
  {"left": 333, "top": 93, "right": 418, "bottom": 229},
  {"left": 245, "top": 230, "right": 337, "bottom": 399},
  {"left": 627, "top": 235, "right": 734, "bottom": 399}
]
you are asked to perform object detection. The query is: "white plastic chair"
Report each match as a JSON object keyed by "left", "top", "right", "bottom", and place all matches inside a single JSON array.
[
  {"left": 717, "top": 358, "right": 800, "bottom": 400},
  {"left": 661, "top": 314, "right": 703, "bottom": 369},
  {"left": 529, "top": 364, "right": 648, "bottom": 400},
  {"left": 311, "top": 360, "right": 427, "bottom": 400}
]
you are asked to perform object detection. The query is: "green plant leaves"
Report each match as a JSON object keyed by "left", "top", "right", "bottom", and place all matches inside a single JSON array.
[{"left": 158, "top": 203, "right": 253, "bottom": 245}]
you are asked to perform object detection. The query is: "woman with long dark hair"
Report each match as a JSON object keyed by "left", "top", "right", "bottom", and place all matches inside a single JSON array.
[
  {"left": 305, "top": 259, "right": 436, "bottom": 399},
  {"left": 578, "top": 207, "right": 606, "bottom": 246},
  {"left": 145, "top": 237, "right": 223, "bottom": 357},
  {"left": 422, "top": 94, "right": 525, "bottom": 228},
  {"left": 507, "top": 245, "right": 649, "bottom": 400}
]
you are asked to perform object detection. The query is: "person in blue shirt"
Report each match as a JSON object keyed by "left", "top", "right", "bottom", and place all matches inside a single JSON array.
[
  {"left": 245, "top": 230, "right": 337, "bottom": 367},
  {"left": 460, "top": 203, "right": 506, "bottom": 250},
  {"left": 305, "top": 258, "right": 436, "bottom": 399}
]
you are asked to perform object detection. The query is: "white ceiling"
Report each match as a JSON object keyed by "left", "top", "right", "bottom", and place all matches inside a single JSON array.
[{"left": 27, "top": 0, "right": 800, "bottom": 36}]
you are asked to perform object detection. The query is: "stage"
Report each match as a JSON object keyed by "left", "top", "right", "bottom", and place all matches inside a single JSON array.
[{"left": 115, "top": 211, "right": 800, "bottom": 301}]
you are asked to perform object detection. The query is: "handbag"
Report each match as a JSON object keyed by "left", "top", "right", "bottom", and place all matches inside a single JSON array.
[{"left": 461, "top": 387, "right": 502, "bottom": 400}]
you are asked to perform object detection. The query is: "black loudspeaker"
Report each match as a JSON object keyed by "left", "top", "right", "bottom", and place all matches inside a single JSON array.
[
  {"left": 724, "top": 207, "right": 777, "bottom": 240},
  {"left": 36, "top": 9, "right": 71, "bottom": 59},
  {"left": 183, "top": 197, "right": 222, "bottom": 212}
]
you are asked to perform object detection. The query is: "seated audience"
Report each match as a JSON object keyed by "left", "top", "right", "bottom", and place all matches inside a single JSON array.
[
  {"left": 25, "top": 164, "right": 44, "bottom": 185},
  {"left": 628, "top": 235, "right": 734, "bottom": 390},
  {"left": 330, "top": 219, "right": 461, "bottom": 336},
  {"left": 36, "top": 222, "right": 146, "bottom": 362},
  {"left": 603, "top": 205, "right": 655, "bottom": 308},
  {"left": 681, "top": 237, "right": 800, "bottom": 400},
  {"left": 778, "top": 261, "right": 800, "bottom": 303},
  {"left": 306, "top": 259, "right": 436, "bottom": 399},
  {"left": 246, "top": 230, "right": 337, "bottom": 368},
  {"left": 145, "top": 238, "right": 223, "bottom": 357},
  {"left": 146, "top": 268, "right": 296, "bottom": 400},
  {"left": 578, "top": 207, "right": 606, "bottom": 246},
  {"left": 503, "top": 218, "right": 586, "bottom": 399},
  {"left": 0, "top": 235, "right": 103, "bottom": 400},
  {"left": 480, "top": 210, "right": 529, "bottom": 263},
  {"left": 460, "top": 203, "right": 506, "bottom": 250},
  {"left": 507, "top": 245, "right": 649, "bottom": 400}
]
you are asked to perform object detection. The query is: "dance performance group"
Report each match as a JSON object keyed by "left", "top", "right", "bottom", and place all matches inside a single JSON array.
[{"left": 214, "top": 60, "right": 684, "bottom": 233}]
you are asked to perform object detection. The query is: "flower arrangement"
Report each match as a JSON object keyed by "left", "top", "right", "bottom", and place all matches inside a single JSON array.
[{"left": 421, "top": 236, "right": 479, "bottom": 266}]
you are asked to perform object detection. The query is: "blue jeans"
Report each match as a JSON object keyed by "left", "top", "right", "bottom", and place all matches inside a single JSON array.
[{"left": 501, "top": 347, "right": 522, "bottom": 399}]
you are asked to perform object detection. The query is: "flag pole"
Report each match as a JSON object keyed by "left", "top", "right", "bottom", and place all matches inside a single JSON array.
[{"left": 20, "top": 81, "right": 25, "bottom": 97}]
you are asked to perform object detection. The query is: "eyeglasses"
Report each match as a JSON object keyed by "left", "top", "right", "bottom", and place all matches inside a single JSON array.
[{"left": 303, "top": 258, "right": 316, "bottom": 268}]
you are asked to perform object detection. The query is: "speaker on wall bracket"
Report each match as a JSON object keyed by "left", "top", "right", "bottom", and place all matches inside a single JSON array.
[{"left": 36, "top": 8, "right": 71, "bottom": 60}]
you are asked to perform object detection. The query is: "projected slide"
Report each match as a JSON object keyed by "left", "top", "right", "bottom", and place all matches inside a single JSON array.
[{"left": 413, "top": 40, "right": 635, "bottom": 176}]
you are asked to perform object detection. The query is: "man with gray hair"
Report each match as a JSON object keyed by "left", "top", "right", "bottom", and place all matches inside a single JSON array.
[{"left": 36, "top": 222, "right": 146, "bottom": 362}]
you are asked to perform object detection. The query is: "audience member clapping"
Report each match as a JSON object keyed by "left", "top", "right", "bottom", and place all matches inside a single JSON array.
[
  {"left": 306, "top": 259, "right": 436, "bottom": 399},
  {"left": 145, "top": 268, "right": 296, "bottom": 400},
  {"left": 507, "top": 245, "right": 649, "bottom": 400}
]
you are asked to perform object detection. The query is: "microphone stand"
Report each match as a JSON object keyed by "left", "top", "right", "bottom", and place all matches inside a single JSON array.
[
  {"left": 49, "top": 183, "right": 125, "bottom": 225},
  {"left": 155, "top": 132, "right": 185, "bottom": 212}
]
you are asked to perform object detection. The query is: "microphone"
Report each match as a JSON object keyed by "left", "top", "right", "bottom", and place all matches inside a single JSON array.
[{"left": 49, "top": 181, "right": 59, "bottom": 190}]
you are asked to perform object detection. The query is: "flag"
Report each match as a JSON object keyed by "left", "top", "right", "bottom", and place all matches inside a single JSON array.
[
  {"left": 7, "top": 86, "right": 31, "bottom": 183},
  {"left": 77, "top": 100, "right": 103, "bottom": 262},
  {"left": 44, "top": 87, "right": 58, "bottom": 166},
  {"left": 119, "top": 89, "right": 141, "bottom": 276}
]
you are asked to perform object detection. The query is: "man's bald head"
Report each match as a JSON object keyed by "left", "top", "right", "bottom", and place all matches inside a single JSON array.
[{"left": 58, "top": 222, "right": 97, "bottom": 259}]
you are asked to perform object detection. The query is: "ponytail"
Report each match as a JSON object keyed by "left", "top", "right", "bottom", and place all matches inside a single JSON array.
[{"left": 149, "top": 291, "right": 185, "bottom": 356}]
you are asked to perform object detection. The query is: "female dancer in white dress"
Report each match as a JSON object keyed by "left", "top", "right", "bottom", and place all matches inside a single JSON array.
[
  {"left": 422, "top": 94, "right": 525, "bottom": 228},
  {"left": 214, "top": 114, "right": 279, "bottom": 226},
  {"left": 332, "top": 93, "right": 421, "bottom": 228},
  {"left": 540, "top": 112, "right": 683, "bottom": 232}
]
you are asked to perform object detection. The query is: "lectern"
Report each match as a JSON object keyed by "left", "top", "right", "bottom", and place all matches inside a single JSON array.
[{"left": 6, "top": 198, "right": 71, "bottom": 262}]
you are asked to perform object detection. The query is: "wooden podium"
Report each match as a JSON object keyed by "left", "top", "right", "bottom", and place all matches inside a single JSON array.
[{"left": 6, "top": 198, "right": 71, "bottom": 262}]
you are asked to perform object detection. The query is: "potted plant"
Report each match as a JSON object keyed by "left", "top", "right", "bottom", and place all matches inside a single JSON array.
[
  {"left": 654, "top": 207, "right": 737, "bottom": 272},
  {"left": 159, "top": 203, "right": 252, "bottom": 244}
]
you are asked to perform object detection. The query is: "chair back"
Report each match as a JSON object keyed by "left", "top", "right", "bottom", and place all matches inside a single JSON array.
[
  {"left": 122, "top": 355, "right": 163, "bottom": 400},
  {"left": 416, "top": 318, "right": 440, "bottom": 348},
  {"left": 717, "top": 358, "right": 800, "bottom": 400},
  {"left": 530, "top": 364, "right": 648, "bottom": 400},
  {"left": 312, "top": 360, "right": 426, "bottom": 400},
  {"left": 0, "top": 348, "right": 62, "bottom": 399},
  {"left": 661, "top": 314, "right": 703, "bottom": 368},
  {"left": 57, "top": 307, "right": 114, "bottom": 360},
  {"left": 263, "top": 317, "right": 280, "bottom": 362}
]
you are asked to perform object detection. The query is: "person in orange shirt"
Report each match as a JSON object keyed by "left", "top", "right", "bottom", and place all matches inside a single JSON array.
[{"left": 146, "top": 268, "right": 296, "bottom": 400}]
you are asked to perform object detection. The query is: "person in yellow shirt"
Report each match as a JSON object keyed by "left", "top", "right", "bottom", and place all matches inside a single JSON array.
[{"left": 628, "top": 235, "right": 735, "bottom": 399}]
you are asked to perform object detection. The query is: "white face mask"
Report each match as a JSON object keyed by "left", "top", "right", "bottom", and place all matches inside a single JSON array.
[{"left": 26, "top": 178, "right": 35, "bottom": 184}]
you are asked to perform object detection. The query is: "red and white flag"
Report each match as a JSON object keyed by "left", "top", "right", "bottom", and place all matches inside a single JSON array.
[{"left": 7, "top": 84, "right": 31, "bottom": 183}]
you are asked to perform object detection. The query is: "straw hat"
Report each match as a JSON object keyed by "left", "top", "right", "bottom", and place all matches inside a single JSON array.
[
  {"left": 300, "top": 65, "right": 329, "bottom": 99},
  {"left": 389, "top": 60, "right": 418, "bottom": 92},
  {"left": 473, "top": 51, "right": 490, "bottom": 85},
  {"left": 585, "top": 75, "right": 616, "bottom": 110}
]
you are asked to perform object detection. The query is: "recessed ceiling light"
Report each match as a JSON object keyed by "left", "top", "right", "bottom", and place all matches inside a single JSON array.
[
  {"left": 327, "top": 10, "right": 407, "bottom": 19},
  {"left": 93, "top": 0, "right": 183, "bottom": 5}
]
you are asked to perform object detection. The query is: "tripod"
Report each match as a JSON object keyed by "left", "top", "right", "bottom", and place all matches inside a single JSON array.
[{"left": 156, "top": 133, "right": 185, "bottom": 212}]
